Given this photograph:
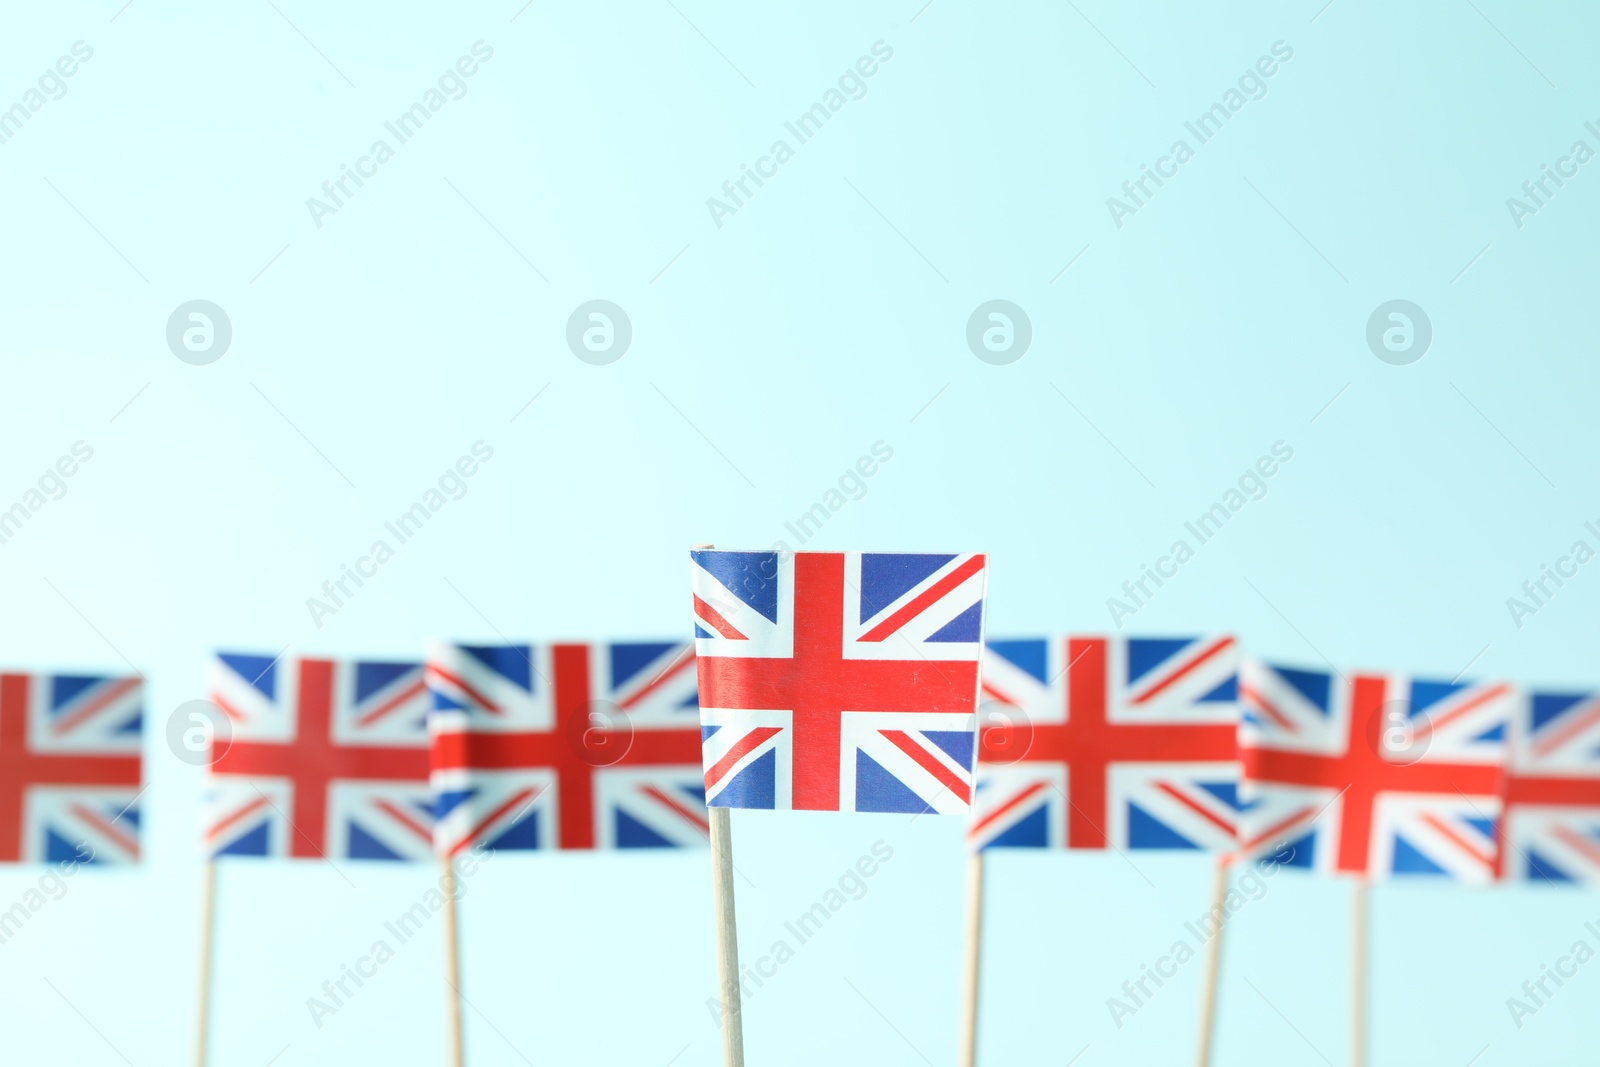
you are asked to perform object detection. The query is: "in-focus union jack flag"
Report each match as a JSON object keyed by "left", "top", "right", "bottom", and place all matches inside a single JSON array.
[
  {"left": 0, "top": 672, "right": 143, "bottom": 864},
  {"left": 427, "top": 641, "right": 706, "bottom": 854},
  {"left": 205, "top": 654, "right": 433, "bottom": 861},
  {"left": 691, "top": 550, "right": 987, "bottom": 814},
  {"left": 970, "top": 636, "right": 1241, "bottom": 851},
  {"left": 1239, "top": 658, "right": 1508, "bottom": 882},
  {"left": 1501, "top": 688, "right": 1600, "bottom": 884}
]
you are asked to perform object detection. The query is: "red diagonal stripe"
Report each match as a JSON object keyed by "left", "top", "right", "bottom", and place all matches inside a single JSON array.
[
  {"left": 879, "top": 729, "right": 969, "bottom": 804},
  {"left": 206, "top": 795, "right": 270, "bottom": 843},
  {"left": 1239, "top": 683, "right": 1295, "bottom": 732},
  {"left": 212, "top": 693, "right": 249, "bottom": 723},
  {"left": 372, "top": 797, "right": 433, "bottom": 843},
  {"left": 858, "top": 555, "right": 985, "bottom": 643},
  {"left": 704, "top": 727, "right": 781, "bottom": 790},
  {"left": 981, "top": 681, "right": 1020, "bottom": 705},
  {"left": 1235, "top": 804, "right": 1319, "bottom": 855},
  {"left": 617, "top": 647, "right": 695, "bottom": 710},
  {"left": 1410, "top": 683, "right": 1509, "bottom": 742},
  {"left": 693, "top": 596, "right": 747, "bottom": 640},
  {"left": 639, "top": 784, "right": 710, "bottom": 837},
  {"left": 1127, "top": 637, "right": 1234, "bottom": 705},
  {"left": 1549, "top": 824, "right": 1600, "bottom": 870},
  {"left": 69, "top": 802, "right": 139, "bottom": 859},
  {"left": 1151, "top": 780, "right": 1236, "bottom": 839},
  {"left": 353, "top": 678, "right": 429, "bottom": 728},
  {"left": 51, "top": 677, "right": 141, "bottom": 736},
  {"left": 970, "top": 780, "right": 1048, "bottom": 839},
  {"left": 451, "top": 786, "right": 538, "bottom": 857},
  {"left": 1417, "top": 811, "right": 1493, "bottom": 870},
  {"left": 425, "top": 665, "right": 502, "bottom": 715},
  {"left": 1532, "top": 697, "right": 1600, "bottom": 758}
]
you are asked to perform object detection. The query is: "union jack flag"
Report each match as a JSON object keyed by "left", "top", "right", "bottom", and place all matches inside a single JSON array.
[
  {"left": 0, "top": 673, "right": 143, "bottom": 864},
  {"left": 691, "top": 550, "right": 987, "bottom": 814},
  {"left": 1238, "top": 659, "right": 1508, "bottom": 882},
  {"left": 205, "top": 654, "right": 433, "bottom": 861},
  {"left": 1500, "top": 688, "right": 1600, "bottom": 884},
  {"left": 970, "top": 636, "right": 1241, "bottom": 850},
  {"left": 427, "top": 641, "right": 706, "bottom": 853}
]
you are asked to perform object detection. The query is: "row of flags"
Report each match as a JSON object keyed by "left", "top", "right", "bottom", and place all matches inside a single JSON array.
[{"left": 1, "top": 551, "right": 1595, "bottom": 887}]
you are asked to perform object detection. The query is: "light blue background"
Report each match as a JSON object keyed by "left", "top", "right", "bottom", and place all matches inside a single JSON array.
[{"left": 1, "top": 1, "right": 1596, "bottom": 1063}]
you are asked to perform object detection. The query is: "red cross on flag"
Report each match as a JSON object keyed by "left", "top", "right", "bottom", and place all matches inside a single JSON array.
[
  {"left": 205, "top": 653, "right": 434, "bottom": 861},
  {"left": 0, "top": 673, "right": 142, "bottom": 864},
  {"left": 1238, "top": 658, "right": 1508, "bottom": 882},
  {"left": 692, "top": 550, "right": 988, "bottom": 814}
]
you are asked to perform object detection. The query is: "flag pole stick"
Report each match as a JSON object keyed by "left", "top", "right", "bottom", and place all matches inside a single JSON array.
[
  {"left": 441, "top": 855, "right": 466, "bottom": 1067},
  {"left": 194, "top": 860, "right": 217, "bottom": 1067},
  {"left": 1193, "top": 855, "right": 1231, "bottom": 1067},
  {"left": 709, "top": 805, "right": 746, "bottom": 1066},
  {"left": 957, "top": 850, "right": 984, "bottom": 1067},
  {"left": 695, "top": 542, "right": 745, "bottom": 1066},
  {"left": 1350, "top": 878, "right": 1368, "bottom": 1067}
]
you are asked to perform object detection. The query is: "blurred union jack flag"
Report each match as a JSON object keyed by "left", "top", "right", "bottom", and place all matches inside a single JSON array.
[
  {"left": 691, "top": 550, "right": 987, "bottom": 814},
  {"left": 1239, "top": 659, "right": 1508, "bottom": 882},
  {"left": 205, "top": 654, "right": 433, "bottom": 861},
  {"left": 970, "top": 636, "right": 1241, "bottom": 850},
  {"left": 427, "top": 641, "right": 706, "bottom": 853},
  {"left": 1500, "top": 688, "right": 1600, "bottom": 884},
  {"left": 0, "top": 673, "right": 143, "bottom": 864}
]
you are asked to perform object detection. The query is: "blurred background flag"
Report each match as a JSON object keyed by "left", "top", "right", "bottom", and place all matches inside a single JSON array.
[
  {"left": 424, "top": 639, "right": 706, "bottom": 1067},
  {"left": 1501, "top": 688, "right": 1600, "bottom": 884},
  {"left": 1236, "top": 661, "right": 1509, "bottom": 879},
  {"left": 971, "top": 635, "right": 1242, "bottom": 851},
  {"left": 691, "top": 549, "right": 988, "bottom": 814},
  {"left": 963, "top": 635, "right": 1240, "bottom": 1067},
  {"left": 0, "top": 672, "right": 143, "bottom": 864},
  {"left": 204, "top": 654, "right": 434, "bottom": 861},
  {"left": 196, "top": 652, "right": 438, "bottom": 1066},
  {"left": 1238, "top": 659, "right": 1514, "bottom": 1066},
  {"left": 425, "top": 641, "right": 706, "bottom": 854}
]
